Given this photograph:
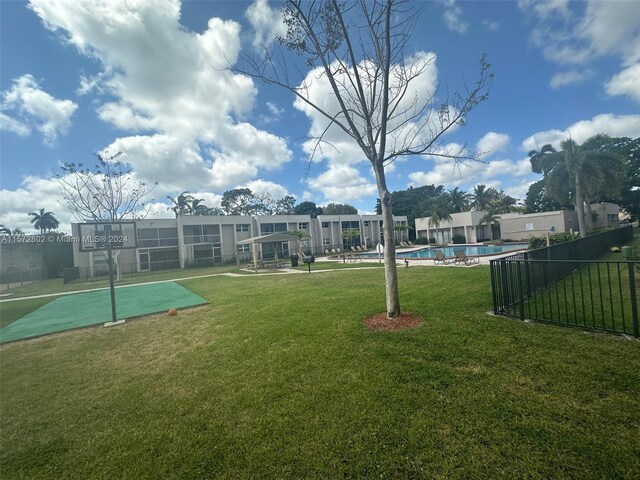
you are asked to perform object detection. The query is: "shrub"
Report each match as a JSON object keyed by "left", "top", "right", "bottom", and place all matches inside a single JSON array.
[
  {"left": 452, "top": 234, "right": 466, "bottom": 244},
  {"left": 413, "top": 237, "right": 429, "bottom": 245},
  {"left": 528, "top": 232, "right": 580, "bottom": 250}
]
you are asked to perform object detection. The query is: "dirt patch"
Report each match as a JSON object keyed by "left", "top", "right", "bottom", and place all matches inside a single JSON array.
[{"left": 363, "top": 311, "right": 423, "bottom": 332}]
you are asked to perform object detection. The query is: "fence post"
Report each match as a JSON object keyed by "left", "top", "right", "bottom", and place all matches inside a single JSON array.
[
  {"left": 516, "top": 261, "right": 525, "bottom": 321},
  {"left": 490, "top": 260, "right": 498, "bottom": 315},
  {"left": 629, "top": 262, "right": 639, "bottom": 338}
]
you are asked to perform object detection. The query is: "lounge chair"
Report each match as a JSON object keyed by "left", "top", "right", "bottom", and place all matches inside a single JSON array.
[
  {"left": 433, "top": 249, "right": 450, "bottom": 265},
  {"left": 324, "top": 249, "right": 330, "bottom": 255},
  {"left": 350, "top": 246, "right": 358, "bottom": 252},
  {"left": 453, "top": 249, "right": 480, "bottom": 266},
  {"left": 407, "top": 240, "right": 415, "bottom": 246}
]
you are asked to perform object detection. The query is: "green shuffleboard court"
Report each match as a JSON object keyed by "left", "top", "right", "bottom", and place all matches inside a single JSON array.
[{"left": 0, "top": 282, "right": 208, "bottom": 344}]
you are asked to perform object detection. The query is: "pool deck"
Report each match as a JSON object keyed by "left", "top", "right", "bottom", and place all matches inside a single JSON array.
[{"left": 316, "top": 245, "right": 528, "bottom": 267}]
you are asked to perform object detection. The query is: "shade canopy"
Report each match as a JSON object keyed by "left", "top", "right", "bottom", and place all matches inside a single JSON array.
[{"left": 236, "top": 233, "right": 300, "bottom": 246}]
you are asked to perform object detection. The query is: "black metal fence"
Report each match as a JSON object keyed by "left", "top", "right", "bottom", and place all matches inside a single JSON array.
[{"left": 490, "top": 227, "right": 639, "bottom": 337}]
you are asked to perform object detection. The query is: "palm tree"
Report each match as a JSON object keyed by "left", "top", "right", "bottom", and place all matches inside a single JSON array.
[
  {"left": 393, "top": 224, "right": 409, "bottom": 243},
  {"left": 341, "top": 228, "right": 361, "bottom": 248},
  {"left": 447, "top": 187, "right": 471, "bottom": 213},
  {"left": 477, "top": 211, "right": 500, "bottom": 241},
  {"left": 167, "top": 192, "right": 194, "bottom": 217},
  {"left": 190, "top": 198, "right": 208, "bottom": 216},
  {"left": 528, "top": 135, "right": 624, "bottom": 237},
  {"left": 427, "top": 205, "right": 452, "bottom": 243},
  {"left": 471, "top": 185, "right": 495, "bottom": 211},
  {"left": 29, "top": 208, "right": 60, "bottom": 233},
  {"left": 488, "top": 191, "right": 518, "bottom": 214}
]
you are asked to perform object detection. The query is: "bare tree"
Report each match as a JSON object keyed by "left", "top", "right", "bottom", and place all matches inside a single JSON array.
[
  {"left": 57, "top": 152, "right": 157, "bottom": 279},
  {"left": 234, "top": 0, "right": 492, "bottom": 318},
  {"left": 57, "top": 152, "right": 156, "bottom": 222}
]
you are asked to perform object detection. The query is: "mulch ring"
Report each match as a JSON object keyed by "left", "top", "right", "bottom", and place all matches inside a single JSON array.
[{"left": 363, "top": 312, "right": 423, "bottom": 332}]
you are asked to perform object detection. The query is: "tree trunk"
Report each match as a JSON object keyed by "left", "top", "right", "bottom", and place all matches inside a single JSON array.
[
  {"left": 113, "top": 250, "right": 122, "bottom": 282},
  {"left": 373, "top": 162, "right": 401, "bottom": 318},
  {"left": 574, "top": 171, "right": 587, "bottom": 238},
  {"left": 583, "top": 194, "right": 594, "bottom": 233}
]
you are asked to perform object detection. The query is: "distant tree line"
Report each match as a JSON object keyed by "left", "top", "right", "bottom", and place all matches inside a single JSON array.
[
  {"left": 378, "top": 184, "right": 520, "bottom": 239},
  {"left": 167, "top": 189, "right": 358, "bottom": 218}
]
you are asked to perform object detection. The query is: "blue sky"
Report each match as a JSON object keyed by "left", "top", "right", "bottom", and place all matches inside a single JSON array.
[{"left": 1, "top": 0, "right": 639, "bottom": 233}]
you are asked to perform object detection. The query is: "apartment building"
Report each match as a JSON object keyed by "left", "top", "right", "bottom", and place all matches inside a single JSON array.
[
  {"left": 415, "top": 203, "right": 620, "bottom": 243},
  {"left": 71, "top": 213, "right": 408, "bottom": 275}
]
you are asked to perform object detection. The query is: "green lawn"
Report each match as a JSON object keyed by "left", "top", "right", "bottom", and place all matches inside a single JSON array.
[
  {"left": 0, "top": 297, "right": 53, "bottom": 329},
  {"left": 512, "top": 232, "right": 640, "bottom": 335},
  {"left": 1, "top": 266, "right": 639, "bottom": 479},
  {"left": 0, "top": 263, "right": 249, "bottom": 299}
]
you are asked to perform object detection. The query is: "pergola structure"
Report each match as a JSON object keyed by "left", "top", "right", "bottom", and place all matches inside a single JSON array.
[{"left": 236, "top": 233, "right": 300, "bottom": 269}]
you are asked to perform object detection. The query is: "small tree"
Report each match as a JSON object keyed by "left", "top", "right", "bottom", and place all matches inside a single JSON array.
[
  {"left": 323, "top": 203, "right": 358, "bottom": 215},
  {"left": 235, "top": 0, "right": 492, "bottom": 318},
  {"left": 427, "top": 206, "right": 452, "bottom": 244},
  {"left": 57, "top": 152, "right": 157, "bottom": 279},
  {"left": 342, "top": 228, "right": 361, "bottom": 248},
  {"left": 393, "top": 224, "right": 409, "bottom": 243}
]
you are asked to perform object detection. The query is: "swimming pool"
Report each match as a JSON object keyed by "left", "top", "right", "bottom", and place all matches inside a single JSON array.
[{"left": 358, "top": 243, "right": 528, "bottom": 259}]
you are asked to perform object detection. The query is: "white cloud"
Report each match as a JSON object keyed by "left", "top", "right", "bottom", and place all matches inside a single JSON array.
[
  {"left": 0, "top": 176, "right": 76, "bottom": 234},
  {"left": 29, "top": 0, "right": 292, "bottom": 191},
  {"left": 482, "top": 20, "right": 499, "bottom": 31},
  {"left": 504, "top": 180, "right": 535, "bottom": 201},
  {"left": 522, "top": 113, "right": 640, "bottom": 152},
  {"left": 476, "top": 132, "right": 509, "bottom": 159},
  {"left": 241, "top": 179, "right": 291, "bottom": 199},
  {"left": 307, "top": 165, "right": 377, "bottom": 203},
  {"left": 1, "top": 74, "right": 77, "bottom": 144},
  {"left": 408, "top": 155, "right": 530, "bottom": 190},
  {"left": 0, "top": 112, "right": 30, "bottom": 136},
  {"left": 442, "top": 0, "right": 468, "bottom": 34},
  {"left": 549, "top": 70, "right": 592, "bottom": 89},
  {"left": 605, "top": 63, "right": 640, "bottom": 104},
  {"left": 245, "top": 0, "right": 286, "bottom": 49},
  {"left": 294, "top": 51, "right": 440, "bottom": 167},
  {"left": 524, "top": 0, "right": 640, "bottom": 66},
  {"left": 518, "top": 0, "right": 571, "bottom": 20}
]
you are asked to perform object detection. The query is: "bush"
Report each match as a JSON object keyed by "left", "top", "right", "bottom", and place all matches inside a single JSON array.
[
  {"left": 528, "top": 232, "right": 580, "bottom": 250},
  {"left": 413, "top": 237, "right": 429, "bottom": 245},
  {"left": 452, "top": 234, "right": 466, "bottom": 244}
]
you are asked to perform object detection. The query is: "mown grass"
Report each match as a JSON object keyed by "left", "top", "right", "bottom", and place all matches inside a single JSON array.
[
  {"left": 1, "top": 266, "right": 639, "bottom": 479},
  {"left": 0, "top": 263, "right": 248, "bottom": 299},
  {"left": 513, "top": 232, "right": 640, "bottom": 335},
  {"left": 0, "top": 297, "right": 54, "bottom": 328}
]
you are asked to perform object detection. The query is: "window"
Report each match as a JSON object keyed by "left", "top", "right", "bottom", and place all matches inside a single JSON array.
[
  {"left": 323, "top": 238, "right": 331, "bottom": 246},
  {"left": 260, "top": 223, "right": 287, "bottom": 235},
  {"left": 298, "top": 222, "right": 308, "bottom": 230},
  {"left": 322, "top": 222, "right": 330, "bottom": 228},
  {"left": 236, "top": 224, "right": 249, "bottom": 232},
  {"left": 364, "top": 221, "right": 370, "bottom": 227},
  {"left": 93, "top": 254, "right": 107, "bottom": 266},
  {"left": 237, "top": 244, "right": 250, "bottom": 253},
  {"left": 28, "top": 262, "right": 39, "bottom": 269}
]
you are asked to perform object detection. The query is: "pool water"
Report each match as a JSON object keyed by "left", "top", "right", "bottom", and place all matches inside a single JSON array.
[{"left": 359, "top": 243, "right": 528, "bottom": 259}]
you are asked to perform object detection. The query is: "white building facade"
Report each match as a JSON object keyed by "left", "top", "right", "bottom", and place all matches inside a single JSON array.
[
  {"left": 71, "top": 213, "right": 408, "bottom": 275},
  {"left": 415, "top": 203, "right": 620, "bottom": 243}
]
